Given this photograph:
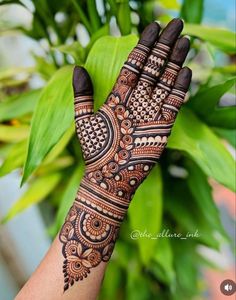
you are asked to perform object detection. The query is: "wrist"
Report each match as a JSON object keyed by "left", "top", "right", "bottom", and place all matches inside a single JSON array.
[{"left": 77, "top": 176, "right": 130, "bottom": 223}]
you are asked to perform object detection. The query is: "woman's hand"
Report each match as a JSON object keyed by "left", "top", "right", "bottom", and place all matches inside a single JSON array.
[{"left": 59, "top": 18, "right": 192, "bottom": 292}]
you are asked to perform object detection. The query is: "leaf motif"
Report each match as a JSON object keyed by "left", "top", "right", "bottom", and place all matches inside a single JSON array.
[
  {"left": 68, "top": 228, "right": 74, "bottom": 239},
  {"left": 82, "top": 248, "right": 93, "bottom": 258},
  {"left": 77, "top": 243, "right": 83, "bottom": 256},
  {"left": 102, "top": 244, "right": 109, "bottom": 255},
  {"left": 82, "top": 259, "right": 92, "bottom": 268},
  {"left": 121, "top": 128, "right": 127, "bottom": 135}
]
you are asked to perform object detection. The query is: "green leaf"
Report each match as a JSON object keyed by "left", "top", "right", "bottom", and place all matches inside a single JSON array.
[
  {"left": 213, "top": 127, "right": 236, "bottom": 148},
  {"left": 0, "top": 139, "right": 27, "bottom": 177},
  {"left": 34, "top": 55, "right": 57, "bottom": 80},
  {"left": 36, "top": 156, "right": 74, "bottom": 176},
  {"left": 0, "top": 0, "right": 25, "bottom": 6},
  {"left": 117, "top": 1, "right": 131, "bottom": 35},
  {"left": 85, "top": 35, "right": 138, "bottom": 109},
  {"left": 183, "top": 24, "right": 236, "bottom": 53},
  {"left": 54, "top": 42, "right": 86, "bottom": 64},
  {"left": 128, "top": 165, "right": 163, "bottom": 265},
  {"left": 22, "top": 66, "right": 74, "bottom": 184},
  {"left": 189, "top": 77, "right": 236, "bottom": 129},
  {"left": 86, "top": 24, "right": 110, "bottom": 52},
  {"left": 158, "top": 0, "right": 180, "bottom": 10},
  {"left": 185, "top": 159, "right": 229, "bottom": 240},
  {"left": 168, "top": 108, "right": 235, "bottom": 192},
  {"left": 0, "top": 89, "right": 41, "bottom": 122},
  {"left": 49, "top": 167, "right": 84, "bottom": 236},
  {"left": 172, "top": 239, "right": 199, "bottom": 299},
  {"left": 205, "top": 106, "right": 236, "bottom": 129},
  {"left": 180, "top": 0, "right": 204, "bottom": 24},
  {"left": 99, "top": 261, "right": 123, "bottom": 300},
  {"left": 114, "top": 240, "right": 136, "bottom": 269},
  {"left": 126, "top": 263, "right": 150, "bottom": 300},
  {"left": 43, "top": 124, "right": 74, "bottom": 164},
  {"left": 0, "top": 124, "right": 29, "bottom": 142},
  {"left": 152, "top": 237, "right": 175, "bottom": 286},
  {"left": 87, "top": 0, "right": 101, "bottom": 32},
  {"left": 164, "top": 179, "right": 220, "bottom": 249},
  {"left": 1, "top": 172, "right": 62, "bottom": 223},
  {"left": 0, "top": 66, "right": 34, "bottom": 82}
]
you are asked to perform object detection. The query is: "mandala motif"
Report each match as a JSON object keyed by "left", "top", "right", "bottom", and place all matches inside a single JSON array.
[{"left": 60, "top": 204, "right": 119, "bottom": 291}]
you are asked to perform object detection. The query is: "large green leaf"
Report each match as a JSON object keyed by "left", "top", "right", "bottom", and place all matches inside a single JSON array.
[
  {"left": 49, "top": 166, "right": 84, "bottom": 236},
  {"left": 185, "top": 159, "right": 228, "bottom": 240},
  {"left": 1, "top": 172, "right": 62, "bottom": 223},
  {"left": 128, "top": 165, "right": 163, "bottom": 265},
  {"left": 172, "top": 239, "right": 199, "bottom": 299},
  {"left": 0, "top": 89, "right": 41, "bottom": 122},
  {"left": 152, "top": 237, "right": 175, "bottom": 286},
  {"left": 0, "top": 0, "right": 25, "bottom": 5},
  {"left": 43, "top": 124, "right": 74, "bottom": 164},
  {"left": 99, "top": 261, "right": 123, "bottom": 300},
  {"left": 183, "top": 24, "right": 236, "bottom": 53},
  {"left": 22, "top": 66, "right": 74, "bottom": 184},
  {"left": 180, "top": 0, "right": 204, "bottom": 24},
  {"left": 54, "top": 42, "right": 86, "bottom": 64},
  {"left": 213, "top": 127, "right": 236, "bottom": 148},
  {"left": 0, "top": 124, "right": 29, "bottom": 142},
  {"left": 85, "top": 35, "right": 138, "bottom": 109},
  {"left": 117, "top": 1, "right": 131, "bottom": 35},
  {"left": 126, "top": 256, "right": 150, "bottom": 300},
  {"left": 164, "top": 178, "right": 220, "bottom": 249},
  {"left": 205, "top": 106, "right": 236, "bottom": 129},
  {"left": 168, "top": 108, "right": 235, "bottom": 192},
  {"left": 159, "top": 0, "right": 180, "bottom": 10},
  {"left": 0, "top": 139, "right": 27, "bottom": 177},
  {"left": 189, "top": 77, "right": 236, "bottom": 129},
  {"left": 86, "top": 24, "right": 110, "bottom": 52}
]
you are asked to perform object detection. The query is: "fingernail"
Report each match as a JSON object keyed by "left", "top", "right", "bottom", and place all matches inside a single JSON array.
[
  {"left": 139, "top": 22, "right": 161, "bottom": 47},
  {"left": 183, "top": 91, "right": 190, "bottom": 103},
  {"left": 183, "top": 35, "right": 191, "bottom": 40}
]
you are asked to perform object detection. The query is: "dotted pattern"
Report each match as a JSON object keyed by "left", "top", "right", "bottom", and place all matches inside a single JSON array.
[
  {"left": 128, "top": 81, "right": 158, "bottom": 123},
  {"left": 77, "top": 114, "right": 108, "bottom": 159}
]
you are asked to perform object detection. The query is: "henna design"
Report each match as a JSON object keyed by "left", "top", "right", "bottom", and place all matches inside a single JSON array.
[{"left": 59, "top": 19, "right": 192, "bottom": 292}]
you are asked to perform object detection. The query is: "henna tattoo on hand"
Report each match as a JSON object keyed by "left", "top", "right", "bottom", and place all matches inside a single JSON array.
[{"left": 59, "top": 18, "right": 192, "bottom": 292}]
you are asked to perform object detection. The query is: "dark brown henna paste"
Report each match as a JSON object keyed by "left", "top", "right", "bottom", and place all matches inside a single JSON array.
[{"left": 59, "top": 19, "right": 192, "bottom": 292}]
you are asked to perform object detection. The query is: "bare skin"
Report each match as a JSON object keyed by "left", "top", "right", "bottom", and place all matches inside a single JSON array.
[
  {"left": 15, "top": 18, "right": 192, "bottom": 300},
  {"left": 16, "top": 236, "right": 106, "bottom": 300}
]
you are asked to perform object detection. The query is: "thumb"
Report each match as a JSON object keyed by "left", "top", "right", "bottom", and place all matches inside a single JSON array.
[{"left": 73, "top": 66, "right": 94, "bottom": 121}]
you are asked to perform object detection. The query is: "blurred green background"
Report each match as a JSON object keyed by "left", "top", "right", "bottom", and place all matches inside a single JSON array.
[{"left": 0, "top": 0, "right": 235, "bottom": 299}]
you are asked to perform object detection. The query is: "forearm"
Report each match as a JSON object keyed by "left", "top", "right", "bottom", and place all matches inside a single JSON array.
[
  {"left": 15, "top": 236, "right": 107, "bottom": 300},
  {"left": 15, "top": 180, "right": 119, "bottom": 300}
]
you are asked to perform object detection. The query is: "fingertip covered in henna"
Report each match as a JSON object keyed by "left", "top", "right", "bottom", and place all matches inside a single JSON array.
[
  {"left": 73, "top": 66, "right": 93, "bottom": 97},
  {"left": 139, "top": 22, "right": 161, "bottom": 47},
  {"left": 169, "top": 36, "right": 190, "bottom": 66},
  {"left": 158, "top": 18, "right": 184, "bottom": 46},
  {"left": 174, "top": 67, "right": 192, "bottom": 92}
]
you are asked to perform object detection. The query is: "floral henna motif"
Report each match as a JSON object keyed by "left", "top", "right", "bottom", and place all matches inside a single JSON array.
[
  {"left": 59, "top": 19, "right": 192, "bottom": 292},
  {"left": 60, "top": 203, "right": 119, "bottom": 291}
]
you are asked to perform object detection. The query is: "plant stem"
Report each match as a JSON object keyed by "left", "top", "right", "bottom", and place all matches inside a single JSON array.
[
  {"left": 71, "top": 0, "right": 93, "bottom": 35},
  {"left": 87, "top": 0, "right": 101, "bottom": 31}
]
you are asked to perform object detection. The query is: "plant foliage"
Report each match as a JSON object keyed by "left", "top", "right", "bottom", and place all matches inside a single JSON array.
[{"left": 0, "top": 0, "right": 235, "bottom": 299}]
